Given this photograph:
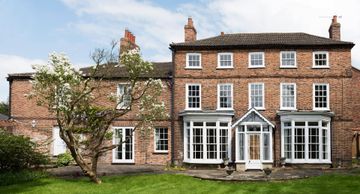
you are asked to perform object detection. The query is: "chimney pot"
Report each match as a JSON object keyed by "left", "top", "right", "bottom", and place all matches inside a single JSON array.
[
  {"left": 332, "top": 15, "right": 337, "bottom": 23},
  {"left": 188, "top": 17, "right": 193, "bottom": 26},
  {"left": 221, "top": 32, "right": 225, "bottom": 35},
  {"left": 120, "top": 29, "right": 138, "bottom": 55}
]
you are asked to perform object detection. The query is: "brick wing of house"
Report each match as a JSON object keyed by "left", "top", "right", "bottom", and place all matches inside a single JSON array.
[
  {"left": 7, "top": 16, "right": 360, "bottom": 170},
  {"left": 169, "top": 16, "right": 357, "bottom": 170}
]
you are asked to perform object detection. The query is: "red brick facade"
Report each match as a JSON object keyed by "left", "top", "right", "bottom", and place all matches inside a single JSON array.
[
  {"left": 8, "top": 78, "right": 172, "bottom": 165},
  {"left": 7, "top": 17, "right": 359, "bottom": 168},
  {"left": 171, "top": 50, "right": 354, "bottom": 166}
]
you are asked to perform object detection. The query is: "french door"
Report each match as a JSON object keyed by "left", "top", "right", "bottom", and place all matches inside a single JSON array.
[{"left": 112, "top": 127, "right": 134, "bottom": 163}]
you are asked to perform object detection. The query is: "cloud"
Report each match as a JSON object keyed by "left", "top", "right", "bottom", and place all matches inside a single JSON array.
[
  {"left": 204, "top": 0, "right": 360, "bottom": 67},
  {"left": 0, "top": 54, "right": 45, "bottom": 101},
  {"left": 61, "top": 0, "right": 360, "bottom": 67},
  {"left": 61, "top": 0, "right": 187, "bottom": 61}
]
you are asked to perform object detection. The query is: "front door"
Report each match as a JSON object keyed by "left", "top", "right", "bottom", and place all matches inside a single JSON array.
[{"left": 246, "top": 132, "right": 262, "bottom": 169}]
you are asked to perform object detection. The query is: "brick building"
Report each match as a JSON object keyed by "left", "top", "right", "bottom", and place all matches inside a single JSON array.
[{"left": 7, "top": 16, "right": 360, "bottom": 170}]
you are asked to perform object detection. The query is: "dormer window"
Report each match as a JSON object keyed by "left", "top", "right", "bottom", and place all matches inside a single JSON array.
[
  {"left": 313, "top": 51, "right": 329, "bottom": 68},
  {"left": 249, "top": 52, "right": 265, "bottom": 68},
  {"left": 217, "top": 53, "right": 233, "bottom": 68},
  {"left": 186, "top": 53, "right": 201, "bottom": 69}
]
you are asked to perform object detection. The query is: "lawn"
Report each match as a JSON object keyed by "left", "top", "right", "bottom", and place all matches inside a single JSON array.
[{"left": 1, "top": 173, "right": 360, "bottom": 194}]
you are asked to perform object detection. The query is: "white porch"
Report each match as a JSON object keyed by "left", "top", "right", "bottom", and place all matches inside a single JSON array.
[{"left": 232, "top": 108, "right": 275, "bottom": 170}]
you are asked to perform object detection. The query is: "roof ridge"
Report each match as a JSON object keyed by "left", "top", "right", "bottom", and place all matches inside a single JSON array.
[{"left": 170, "top": 32, "right": 355, "bottom": 48}]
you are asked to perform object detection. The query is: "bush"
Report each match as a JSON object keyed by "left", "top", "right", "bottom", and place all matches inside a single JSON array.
[
  {"left": 0, "top": 129, "right": 49, "bottom": 171},
  {"left": 56, "top": 152, "right": 74, "bottom": 167},
  {"left": 0, "top": 169, "right": 48, "bottom": 186}
]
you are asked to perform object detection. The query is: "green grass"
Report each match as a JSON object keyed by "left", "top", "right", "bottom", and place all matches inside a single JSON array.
[
  {"left": 0, "top": 173, "right": 360, "bottom": 194},
  {"left": 0, "top": 169, "right": 48, "bottom": 186}
]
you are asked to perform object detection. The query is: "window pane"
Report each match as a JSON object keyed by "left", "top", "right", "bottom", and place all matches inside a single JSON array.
[
  {"left": 238, "top": 133, "right": 245, "bottom": 160},
  {"left": 188, "top": 54, "right": 200, "bottom": 67},
  {"left": 219, "top": 53, "right": 232, "bottom": 67},
  {"left": 118, "top": 84, "right": 131, "bottom": 108},
  {"left": 281, "top": 84, "right": 295, "bottom": 109},
  {"left": 219, "top": 84, "right": 232, "bottom": 108},
  {"left": 250, "top": 83, "right": 263, "bottom": 109},
  {"left": 206, "top": 128, "right": 217, "bottom": 159},
  {"left": 314, "top": 84, "right": 328, "bottom": 109},
  {"left": 188, "top": 85, "right": 200, "bottom": 108},
  {"left": 284, "top": 127, "right": 292, "bottom": 159},
  {"left": 314, "top": 53, "right": 328, "bottom": 67},
  {"left": 193, "top": 128, "right": 203, "bottom": 159},
  {"left": 250, "top": 53, "right": 264, "bottom": 67},
  {"left": 219, "top": 128, "right": 228, "bottom": 159},
  {"left": 322, "top": 129, "right": 328, "bottom": 160},
  {"left": 308, "top": 127, "right": 319, "bottom": 159},
  {"left": 186, "top": 127, "right": 190, "bottom": 159},
  {"left": 155, "top": 128, "right": 168, "bottom": 151},
  {"left": 281, "top": 52, "right": 296, "bottom": 67},
  {"left": 263, "top": 133, "right": 270, "bottom": 160},
  {"left": 294, "top": 127, "right": 305, "bottom": 159}
]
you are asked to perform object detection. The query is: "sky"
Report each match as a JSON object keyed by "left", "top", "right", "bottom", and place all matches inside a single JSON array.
[{"left": 1, "top": 0, "right": 360, "bottom": 102}]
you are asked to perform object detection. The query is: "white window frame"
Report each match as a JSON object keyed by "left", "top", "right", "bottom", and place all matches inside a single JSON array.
[
  {"left": 248, "top": 83, "right": 265, "bottom": 110},
  {"left": 112, "top": 127, "right": 135, "bottom": 163},
  {"left": 248, "top": 52, "right": 265, "bottom": 68},
  {"left": 154, "top": 127, "right": 168, "bottom": 153},
  {"left": 313, "top": 83, "right": 330, "bottom": 111},
  {"left": 280, "top": 120, "right": 331, "bottom": 164},
  {"left": 183, "top": 120, "right": 232, "bottom": 164},
  {"left": 117, "top": 83, "right": 131, "bottom": 110},
  {"left": 217, "top": 52, "right": 233, "bottom": 68},
  {"left": 280, "top": 83, "right": 297, "bottom": 110},
  {"left": 280, "top": 51, "right": 297, "bottom": 68},
  {"left": 186, "top": 53, "right": 202, "bottom": 69},
  {"left": 185, "top": 83, "right": 201, "bottom": 110},
  {"left": 217, "top": 83, "right": 233, "bottom": 110},
  {"left": 312, "top": 51, "right": 329, "bottom": 68}
]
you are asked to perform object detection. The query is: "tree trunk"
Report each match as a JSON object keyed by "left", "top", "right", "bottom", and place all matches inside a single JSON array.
[
  {"left": 67, "top": 146, "right": 102, "bottom": 184},
  {"left": 87, "top": 170, "right": 102, "bottom": 184},
  {"left": 77, "top": 159, "right": 102, "bottom": 184}
]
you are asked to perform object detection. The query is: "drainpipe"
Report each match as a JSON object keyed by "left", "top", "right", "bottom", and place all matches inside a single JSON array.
[
  {"left": 356, "top": 132, "right": 360, "bottom": 159},
  {"left": 170, "top": 50, "right": 175, "bottom": 165},
  {"left": 8, "top": 79, "right": 12, "bottom": 119}
]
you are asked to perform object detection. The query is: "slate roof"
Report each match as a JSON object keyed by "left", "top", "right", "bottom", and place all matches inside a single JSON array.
[
  {"left": 7, "top": 62, "right": 172, "bottom": 80},
  {"left": 170, "top": 32, "right": 355, "bottom": 50},
  {"left": 80, "top": 62, "right": 172, "bottom": 79}
]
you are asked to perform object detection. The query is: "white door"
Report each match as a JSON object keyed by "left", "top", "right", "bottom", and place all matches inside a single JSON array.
[
  {"left": 52, "top": 126, "right": 67, "bottom": 156},
  {"left": 246, "top": 133, "right": 262, "bottom": 169},
  {"left": 113, "top": 127, "right": 135, "bottom": 163}
]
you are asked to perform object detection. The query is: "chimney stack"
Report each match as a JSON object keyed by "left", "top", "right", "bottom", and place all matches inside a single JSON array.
[
  {"left": 328, "top": 15, "right": 341, "bottom": 41},
  {"left": 184, "top": 17, "right": 197, "bottom": 42},
  {"left": 120, "top": 29, "right": 138, "bottom": 55}
]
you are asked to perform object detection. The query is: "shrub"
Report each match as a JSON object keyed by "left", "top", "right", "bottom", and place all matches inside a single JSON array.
[
  {"left": 56, "top": 152, "right": 74, "bottom": 167},
  {"left": 0, "top": 169, "right": 48, "bottom": 186},
  {"left": 0, "top": 129, "right": 49, "bottom": 171}
]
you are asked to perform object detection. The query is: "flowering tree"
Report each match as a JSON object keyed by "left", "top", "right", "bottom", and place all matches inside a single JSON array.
[{"left": 29, "top": 47, "right": 167, "bottom": 184}]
